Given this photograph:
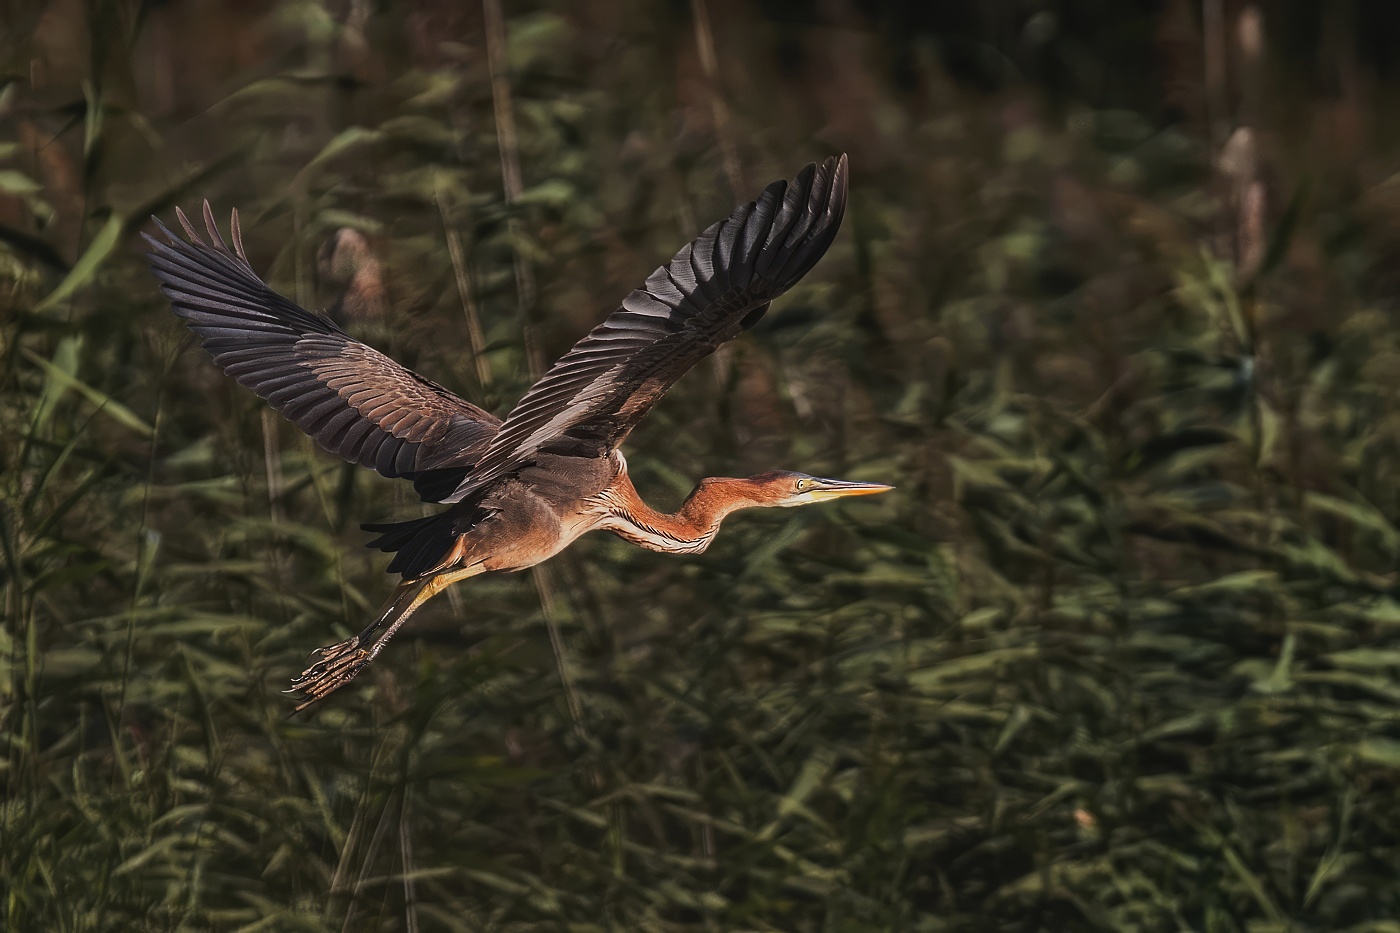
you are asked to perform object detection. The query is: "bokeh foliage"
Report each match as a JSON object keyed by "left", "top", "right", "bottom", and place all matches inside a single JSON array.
[{"left": 5, "top": 0, "right": 1400, "bottom": 929}]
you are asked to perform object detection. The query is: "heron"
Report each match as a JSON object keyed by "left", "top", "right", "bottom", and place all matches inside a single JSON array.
[{"left": 145, "top": 154, "right": 890, "bottom": 711}]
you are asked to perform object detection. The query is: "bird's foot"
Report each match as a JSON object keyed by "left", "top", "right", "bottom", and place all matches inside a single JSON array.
[{"left": 286, "top": 636, "right": 373, "bottom": 713}]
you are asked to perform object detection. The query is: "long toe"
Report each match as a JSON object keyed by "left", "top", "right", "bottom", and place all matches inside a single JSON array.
[
  {"left": 286, "top": 636, "right": 356, "bottom": 687},
  {"left": 286, "top": 637, "right": 372, "bottom": 710}
]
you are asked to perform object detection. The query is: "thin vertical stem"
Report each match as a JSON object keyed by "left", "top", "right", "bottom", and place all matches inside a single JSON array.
[
  {"left": 690, "top": 0, "right": 743, "bottom": 395},
  {"left": 482, "top": 0, "right": 545, "bottom": 377},
  {"left": 114, "top": 355, "right": 170, "bottom": 783},
  {"left": 481, "top": 0, "right": 593, "bottom": 767},
  {"left": 691, "top": 0, "right": 744, "bottom": 199},
  {"left": 399, "top": 787, "right": 420, "bottom": 933},
  {"left": 260, "top": 410, "right": 286, "bottom": 525},
  {"left": 1202, "top": 0, "right": 1229, "bottom": 149},
  {"left": 436, "top": 190, "right": 493, "bottom": 391},
  {"left": 534, "top": 565, "right": 585, "bottom": 733},
  {"left": 480, "top": 7, "right": 604, "bottom": 856}
]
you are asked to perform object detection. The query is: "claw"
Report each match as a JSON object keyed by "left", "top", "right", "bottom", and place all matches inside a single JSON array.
[{"left": 285, "top": 636, "right": 372, "bottom": 712}]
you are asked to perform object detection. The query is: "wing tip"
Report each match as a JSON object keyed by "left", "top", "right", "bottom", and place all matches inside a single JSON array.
[
  {"left": 829, "top": 152, "right": 850, "bottom": 210},
  {"left": 145, "top": 198, "right": 279, "bottom": 303},
  {"left": 829, "top": 153, "right": 850, "bottom": 216},
  {"left": 148, "top": 200, "right": 253, "bottom": 264},
  {"left": 750, "top": 151, "right": 848, "bottom": 290}
]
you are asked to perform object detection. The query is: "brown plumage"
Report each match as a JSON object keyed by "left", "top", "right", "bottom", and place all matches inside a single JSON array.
[{"left": 146, "top": 154, "right": 890, "bottom": 711}]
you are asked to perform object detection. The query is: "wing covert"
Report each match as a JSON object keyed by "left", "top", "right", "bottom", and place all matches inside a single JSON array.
[{"left": 145, "top": 203, "right": 500, "bottom": 493}]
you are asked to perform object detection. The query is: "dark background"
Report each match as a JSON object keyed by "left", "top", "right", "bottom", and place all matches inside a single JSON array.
[{"left": 5, "top": 0, "right": 1400, "bottom": 929}]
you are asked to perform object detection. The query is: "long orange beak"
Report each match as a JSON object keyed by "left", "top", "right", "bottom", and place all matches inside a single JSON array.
[{"left": 807, "top": 478, "right": 895, "bottom": 501}]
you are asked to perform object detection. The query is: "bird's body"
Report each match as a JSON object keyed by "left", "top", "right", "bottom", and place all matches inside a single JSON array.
[{"left": 146, "top": 154, "right": 889, "bottom": 710}]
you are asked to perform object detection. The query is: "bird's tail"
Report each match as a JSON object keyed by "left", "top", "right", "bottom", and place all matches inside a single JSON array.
[{"left": 362, "top": 512, "right": 461, "bottom": 578}]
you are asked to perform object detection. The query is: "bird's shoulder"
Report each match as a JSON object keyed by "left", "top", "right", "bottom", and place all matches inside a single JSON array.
[{"left": 505, "top": 450, "right": 620, "bottom": 508}]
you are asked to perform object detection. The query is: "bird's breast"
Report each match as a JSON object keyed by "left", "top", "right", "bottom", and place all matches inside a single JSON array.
[{"left": 473, "top": 475, "right": 609, "bottom": 573}]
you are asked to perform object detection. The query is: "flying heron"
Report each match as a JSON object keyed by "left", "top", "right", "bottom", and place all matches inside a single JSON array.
[{"left": 145, "top": 154, "right": 890, "bottom": 710}]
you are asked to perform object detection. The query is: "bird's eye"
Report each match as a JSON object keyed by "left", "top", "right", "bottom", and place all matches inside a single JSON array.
[{"left": 795, "top": 478, "right": 809, "bottom": 491}]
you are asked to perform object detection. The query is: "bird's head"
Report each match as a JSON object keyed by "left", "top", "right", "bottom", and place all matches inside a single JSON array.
[{"left": 741, "top": 471, "right": 894, "bottom": 508}]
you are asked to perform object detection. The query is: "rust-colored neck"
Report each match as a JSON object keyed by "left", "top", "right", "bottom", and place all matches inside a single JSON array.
[{"left": 600, "top": 474, "right": 765, "bottom": 554}]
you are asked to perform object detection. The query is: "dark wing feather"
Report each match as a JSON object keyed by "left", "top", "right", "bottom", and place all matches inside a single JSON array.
[
  {"left": 145, "top": 202, "right": 500, "bottom": 494},
  {"left": 438, "top": 154, "right": 849, "bottom": 504}
]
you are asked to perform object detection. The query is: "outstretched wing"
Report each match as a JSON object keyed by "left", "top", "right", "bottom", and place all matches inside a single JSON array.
[
  {"left": 145, "top": 203, "right": 500, "bottom": 490},
  {"left": 437, "top": 153, "right": 849, "bottom": 504}
]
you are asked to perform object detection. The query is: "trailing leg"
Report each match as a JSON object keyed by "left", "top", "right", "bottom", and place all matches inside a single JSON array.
[{"left": 287, "top": 564, "right": 485, "bottom": 711}]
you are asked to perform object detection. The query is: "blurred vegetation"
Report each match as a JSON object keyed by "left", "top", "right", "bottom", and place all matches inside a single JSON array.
[{"left": 5, "top": 0, "right": 1400, "bottom": 929}]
